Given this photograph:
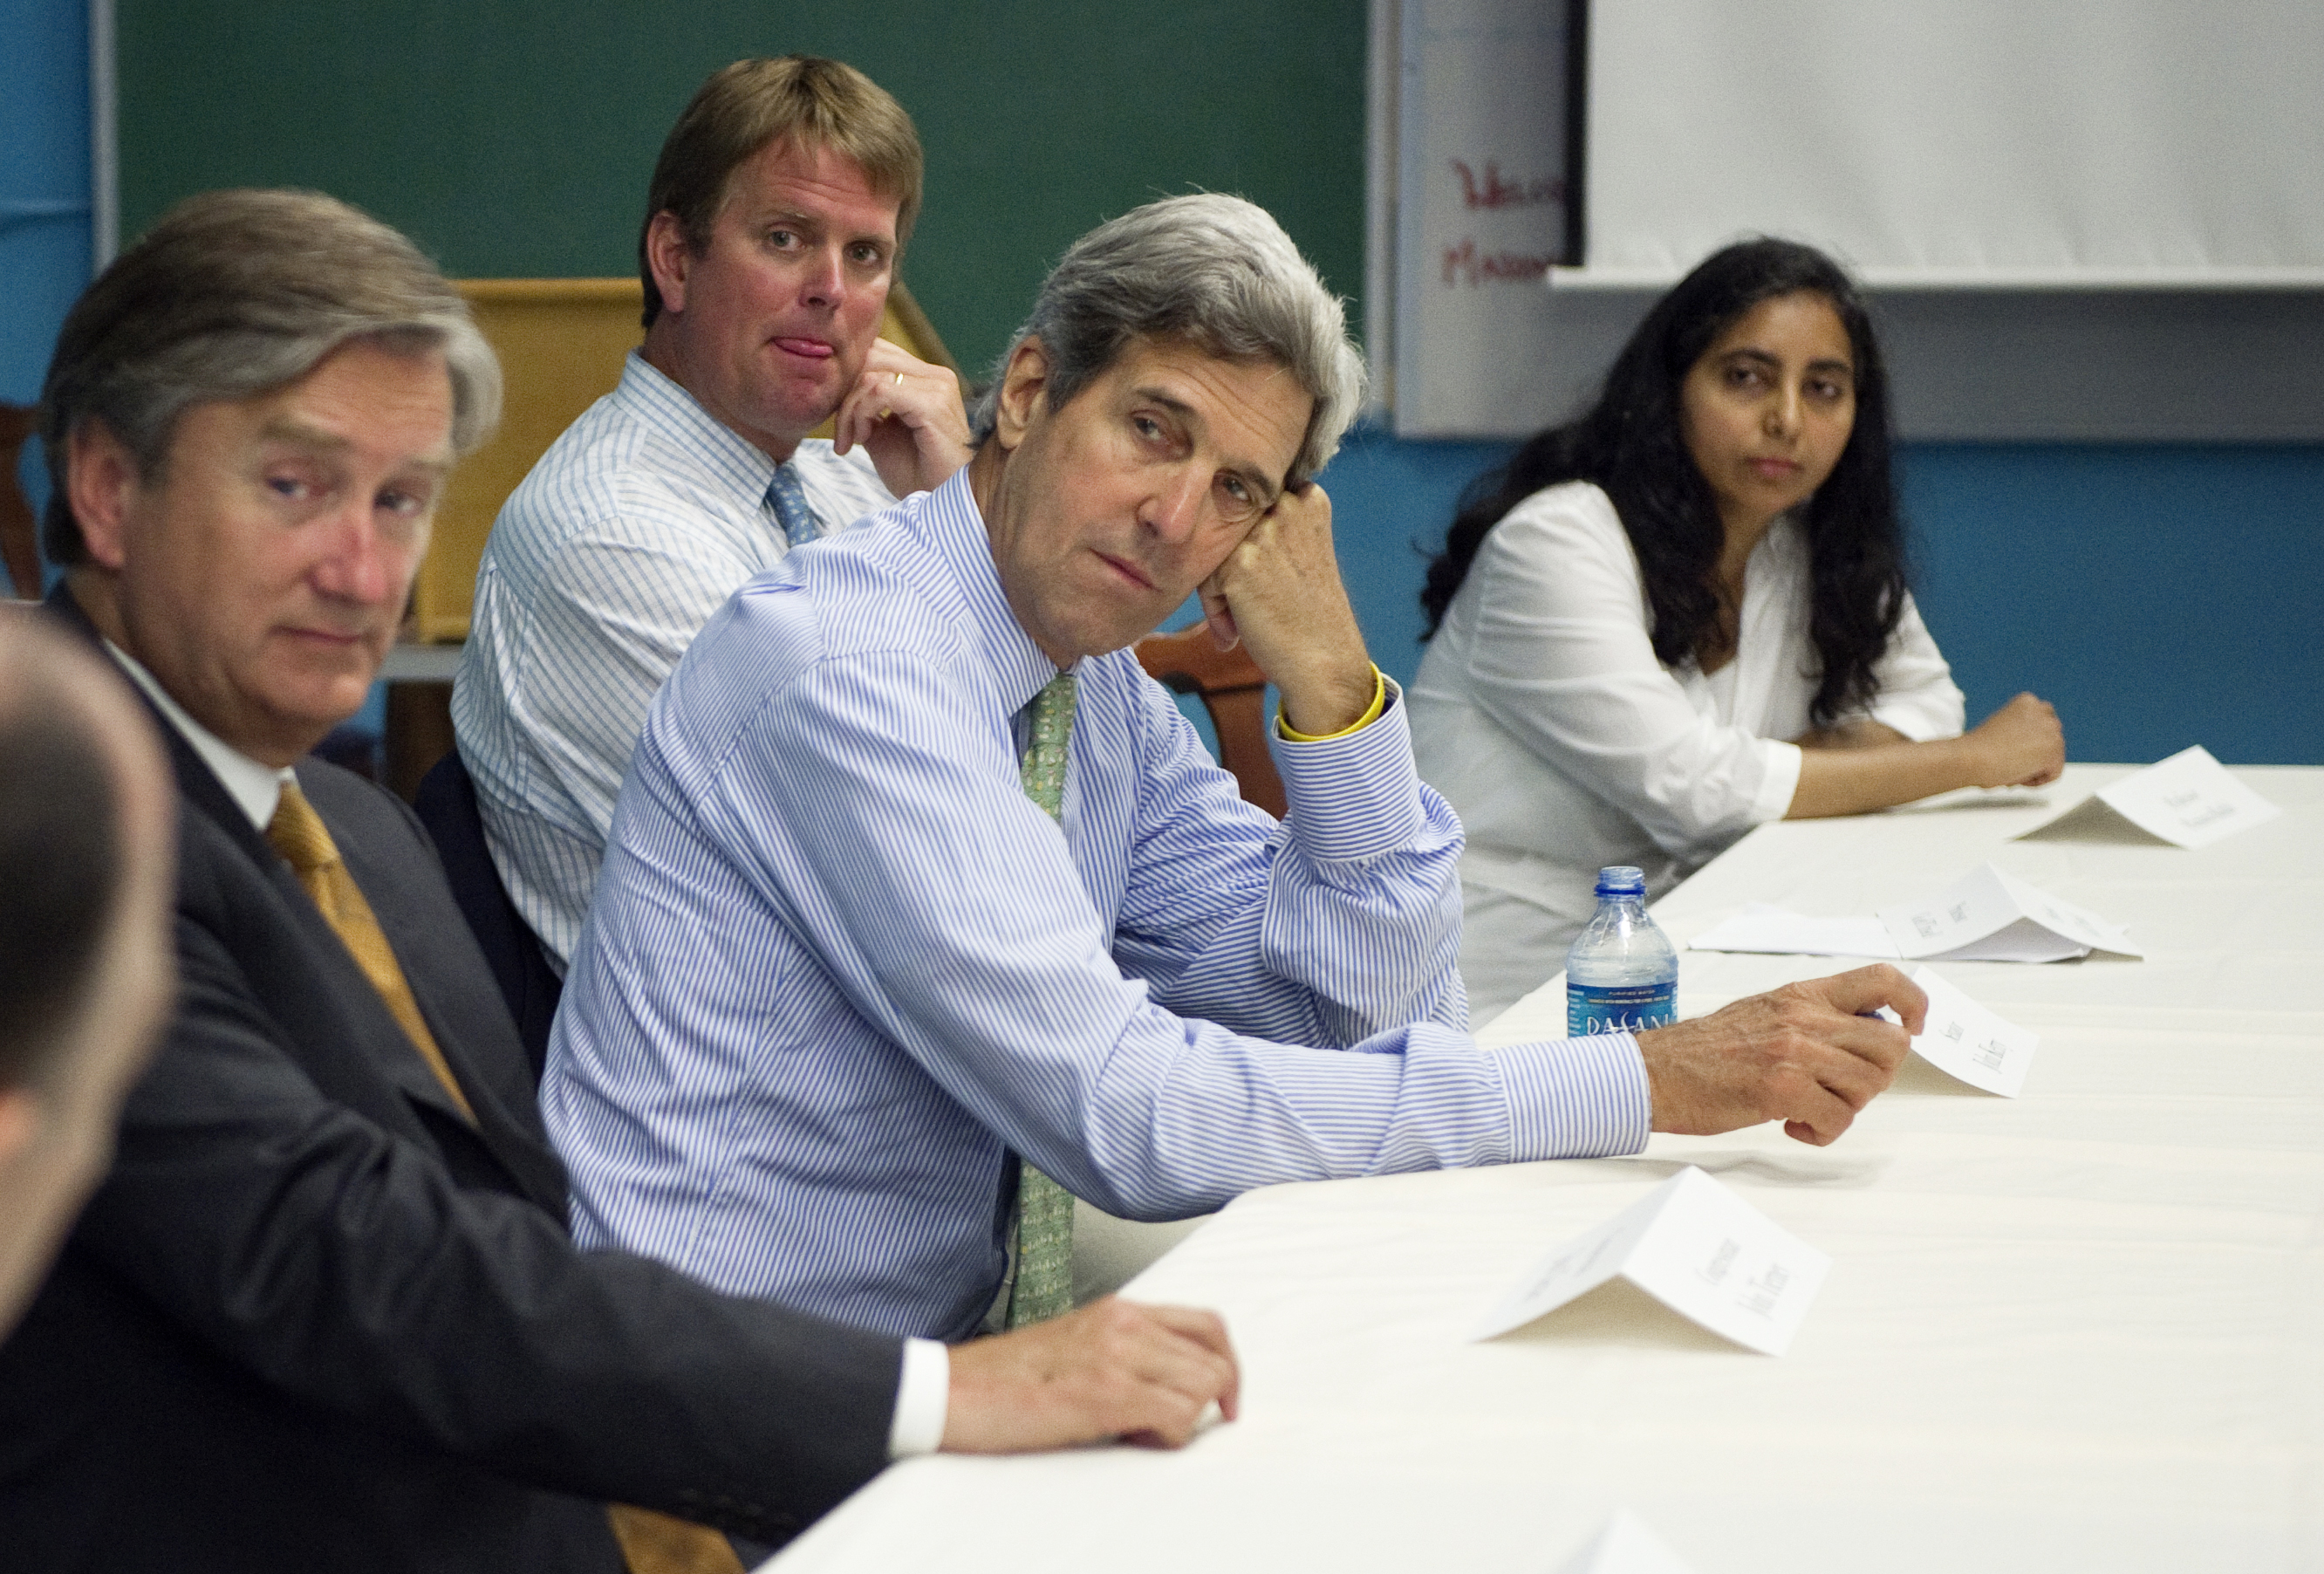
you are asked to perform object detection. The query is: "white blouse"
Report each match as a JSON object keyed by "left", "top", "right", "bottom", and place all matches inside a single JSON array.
[{"left": 1410, "top": 481, "right": 1965, "bottom": 1019}]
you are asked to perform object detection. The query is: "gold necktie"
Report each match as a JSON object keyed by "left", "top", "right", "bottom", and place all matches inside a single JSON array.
[
  {"left": 266, "top": 783, "right": 475, "bottom": 1124},
  {"left": 605, "top": 1504, "right": 747, "bottom": 1574}
]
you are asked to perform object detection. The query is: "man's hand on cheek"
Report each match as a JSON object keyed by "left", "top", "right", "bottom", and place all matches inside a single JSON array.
[{"left": 1196, "top": 482, "right": 1376, "bottom": 737}]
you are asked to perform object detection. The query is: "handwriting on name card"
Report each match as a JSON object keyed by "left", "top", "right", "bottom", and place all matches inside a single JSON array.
[
  {"left": 1914, "top": 901, "right": 1972, "bottom": 940},
  {"left": 1876, "top": 862, "right": 2141, "bottom": 963},
  {"left": 1472, "top": 1167, "right": 1829, "bottom": 1355},
  {"left": 1733, "top": 1259, "right": 1791, "bottom": 1319},
  {"left": 2092, "top": 746, "right": 2282, "bottom": 849},
  {"left": 1899, "top": 965, "right": 2038, "bottom": 1096},
  {"left": 2165, "top": 789, "right": 2232, "bottom": 828},
  {"left": 1699, "top": 1238, "right": 1737, "bottom": 1286}
]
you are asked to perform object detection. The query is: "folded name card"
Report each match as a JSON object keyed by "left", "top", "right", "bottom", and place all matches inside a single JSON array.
[
  {"left": 1470, "top": 1167, "right": 1830, "bottom": 1356},
  {"left": 1556, "top": 1510, "right": 1702, "bottom": 1574},
  {"left": 1898, "top": 965, "right": 2038, "bottom": 1097},
  {"left": 1877, "top": 862, "right": 2142, "bottom": 963},
  {"left": 2047, "top": 745, "right": 2282, "bottom": 849}
]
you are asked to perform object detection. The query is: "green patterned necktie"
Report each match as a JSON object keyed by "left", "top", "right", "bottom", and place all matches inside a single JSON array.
[{"left": 1006, "top": 671, "right": 1078, "bottom": 1328}]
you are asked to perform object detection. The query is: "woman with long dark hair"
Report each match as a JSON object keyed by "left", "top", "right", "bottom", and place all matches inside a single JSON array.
[{"left": 1410, "top": 239, "right": 2063, "bottom": 1016}]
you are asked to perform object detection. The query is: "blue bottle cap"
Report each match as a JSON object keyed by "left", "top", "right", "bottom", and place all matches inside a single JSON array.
[{"left": 1594, "top": 866, "right": 1646, "bottom": 897}]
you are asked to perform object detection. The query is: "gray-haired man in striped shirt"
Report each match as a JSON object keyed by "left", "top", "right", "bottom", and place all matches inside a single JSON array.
[{"left": 548, "top": 194, "right": 1933, "bottom": 1345}]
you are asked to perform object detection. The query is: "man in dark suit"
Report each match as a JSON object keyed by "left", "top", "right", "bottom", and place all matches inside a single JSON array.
[{"left": 0, "top": 188, "right": 1240, "bottom": 1574}]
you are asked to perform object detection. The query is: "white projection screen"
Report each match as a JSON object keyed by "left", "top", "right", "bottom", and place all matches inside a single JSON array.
[
  {"left": 1373, "top": 0, "right": 2324, "bottom": 439},
  {"left": 1586, "top": 0, "right": 2324, "bottom": 285}
]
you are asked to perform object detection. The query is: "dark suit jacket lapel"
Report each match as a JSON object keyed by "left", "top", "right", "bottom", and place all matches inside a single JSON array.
[
  {"left": 43, "top": 584, "right": 566, "bottom": 1213},
  {"left": 172, "top": 723, "right": 495, "bottom": 1132},
  {"left": 301, "top": 763, "right": 571, "bottom": 1208}
]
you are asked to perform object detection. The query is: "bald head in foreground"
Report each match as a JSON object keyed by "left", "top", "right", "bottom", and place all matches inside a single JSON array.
[
  {"left": 0, "top": 187, "right": 1234, "bottom": 1574},
  {"left": 0, "top": 614, "right": 174, "bottom": 1338}
]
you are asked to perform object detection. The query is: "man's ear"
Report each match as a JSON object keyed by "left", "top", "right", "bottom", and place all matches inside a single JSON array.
[
  {"left": 990, "top": 337, "right": 1052, "bottom": 453},
  {"left": 65, "top": 421, "right": 141, "bottom": 572},
  {"left": 644, "top": 211, "right": 696, "bottom": 318},
  {"left": 0, "top": 1087, "right": 41, "bottom": 1174}
]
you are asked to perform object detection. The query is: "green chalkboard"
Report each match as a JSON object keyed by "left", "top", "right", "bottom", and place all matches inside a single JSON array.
[{"left": 118, "top": 1, "right": 1367, "bottom": 384}]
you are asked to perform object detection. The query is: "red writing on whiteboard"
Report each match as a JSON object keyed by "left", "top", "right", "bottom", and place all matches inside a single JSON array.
[
  {"left": 1442, "top": 237, "right": 1555, "bottom": 288},
  {"left": 1450, "top": 159, "right": 1564, "bottom": 210}
]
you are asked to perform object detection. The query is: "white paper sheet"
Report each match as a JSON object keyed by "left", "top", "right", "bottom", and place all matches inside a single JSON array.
[
  {"left": 1688, "top": 903, "right": 1903, "bottom": 958},
  {"left": 1470, "top": 1167, "right": 1831, "bottom": 1356},
  {"left": 1876, "top": 862, "right": 2143, "bottom": 962},
  {"left": 1555, "top": 1510, "right": 1703, "bottom": 1574},
  {"left": 2089, "top": 745, "right": 2283, "bottom": 848},
  {"left": 1898, "top": 965, "right": 2040, "bottom": 1096}
]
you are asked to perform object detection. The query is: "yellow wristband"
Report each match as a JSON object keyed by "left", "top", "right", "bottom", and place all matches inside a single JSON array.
[{"left": 1277, "top": 665, "right": 1387, "bottom": 743}]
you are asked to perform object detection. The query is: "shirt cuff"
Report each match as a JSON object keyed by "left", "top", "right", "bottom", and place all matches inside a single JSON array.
[
  {"left": 886, "top": 1337, "right": 950, "bottom": 1458},
  {"left": 1490, "top": 1031, "right": 1653, "bottom": 1160},
  {"left": 1275, "top": 664, "right": 1385, "bottom": 742},
  {"left": 1272, "top": 677, "right": 1428, "bottom": 861},
  {"left": 1750, "top": 738, "right": 1804, "bottom": 825}
]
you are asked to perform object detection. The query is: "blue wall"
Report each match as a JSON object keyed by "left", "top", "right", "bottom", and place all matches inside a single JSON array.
[
  {"left": 0, "top": 0, "right": 88, "bottom": 400},
  {"left": 2, "top": 0, "right": 92, "bottom": 591},
  {"left": 1901, "top": 444, "right": 2323, "bottom": 767},
  {"left": 1322, "top": 434, "right": 2324, "bottom": 767}
]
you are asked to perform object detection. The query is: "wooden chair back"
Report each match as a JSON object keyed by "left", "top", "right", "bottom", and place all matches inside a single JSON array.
[
  {"left": 0, "top": 403, "right": 43, "bottom": 599},
  {"left": 1133, "top": 625, "right": 1286, "bottom": 819}
]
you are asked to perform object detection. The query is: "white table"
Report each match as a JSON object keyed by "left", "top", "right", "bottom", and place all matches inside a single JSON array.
[{"left": 771, "top": 766, "right": 2324, "bottom": 1572}]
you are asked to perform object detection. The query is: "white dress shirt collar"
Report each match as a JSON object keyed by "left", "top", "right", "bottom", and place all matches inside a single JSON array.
[
  {"left": 611, "top": 350, "right": 784, "bottom": 501},
  {"left": 917, "top": 468, "right": 1068, "bottom": 721},
  {"left": 102, "top": 640, "right": 290, "bottom": 832}
]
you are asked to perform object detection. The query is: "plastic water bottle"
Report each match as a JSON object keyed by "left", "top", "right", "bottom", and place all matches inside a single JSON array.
[{"left": 1566, "top": 866, "right": 1678, "bottom": 1037}]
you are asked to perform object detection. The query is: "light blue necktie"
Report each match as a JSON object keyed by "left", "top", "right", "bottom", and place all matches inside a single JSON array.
[{"left": 766, "top": 462, "right": 822, "bottom": 549}]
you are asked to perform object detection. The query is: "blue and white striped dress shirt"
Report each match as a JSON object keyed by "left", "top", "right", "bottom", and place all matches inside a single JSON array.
[
  {"left": 543, "top": 469, "right": 1651, "bottom": 1340},
  {"left": 453, "top": 351, "right": 895, "bottom": 967}
]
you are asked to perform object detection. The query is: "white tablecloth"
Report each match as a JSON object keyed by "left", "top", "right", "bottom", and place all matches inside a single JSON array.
[{"left": 771, "top": 766, "right": 2324, "bottom": 1572}]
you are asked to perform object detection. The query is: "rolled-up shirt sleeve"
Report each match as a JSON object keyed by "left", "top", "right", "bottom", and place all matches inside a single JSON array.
[{"left": 1115, "top": 674, "right": 1468, "bottom": 1052}]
